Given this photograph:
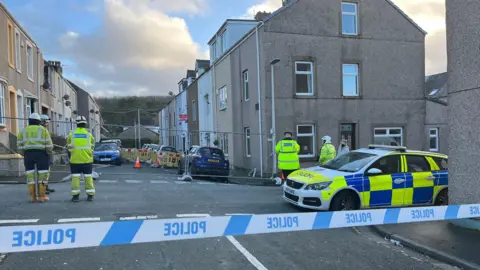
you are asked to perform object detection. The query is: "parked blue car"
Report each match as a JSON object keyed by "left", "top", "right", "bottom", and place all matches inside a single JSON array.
[{"left": 93, "top": 143, "right": 122, "bottom": 166}]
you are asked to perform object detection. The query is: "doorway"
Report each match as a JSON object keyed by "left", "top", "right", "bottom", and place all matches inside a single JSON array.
[{"left": 340, "top": 123, "right": 356, "bottom": 150}]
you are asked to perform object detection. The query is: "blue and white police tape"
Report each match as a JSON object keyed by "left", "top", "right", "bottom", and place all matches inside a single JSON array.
[{"left": 1, "top": 204, "right": 479, "bottom": 253}]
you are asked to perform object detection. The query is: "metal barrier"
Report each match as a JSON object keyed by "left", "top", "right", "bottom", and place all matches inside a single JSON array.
[{"left": 0, "top": 204, "right": 479, "bottom": 253}]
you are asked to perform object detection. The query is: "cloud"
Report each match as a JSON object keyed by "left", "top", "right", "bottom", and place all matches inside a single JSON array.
[
  {"left": 245, "top": 0, "right": 282, "bottom": 18},
  {"left": 55, "top": 0, "right": 206, "bottom": 96}
]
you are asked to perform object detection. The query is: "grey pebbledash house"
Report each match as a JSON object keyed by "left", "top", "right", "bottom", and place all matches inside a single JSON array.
[
  {"left": 207, "top": 0, "right": 426, "bottom": 177},
  {"left": 424, "top": 72, "right": 448, "bottom": 154}
]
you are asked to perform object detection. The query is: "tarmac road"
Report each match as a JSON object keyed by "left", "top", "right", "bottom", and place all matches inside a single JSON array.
[{"left": 0, "top": 165, "right": 456, "bottom": 270}]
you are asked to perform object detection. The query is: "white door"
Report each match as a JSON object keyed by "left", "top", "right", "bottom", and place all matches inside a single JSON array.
[{"left": 17, "top": 95, "right": 23, "bottom": 131}]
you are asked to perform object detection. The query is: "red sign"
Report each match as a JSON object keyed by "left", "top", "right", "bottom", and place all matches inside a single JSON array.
[{"left": 179, "top": 114, "right": 188, "bottom": 121}]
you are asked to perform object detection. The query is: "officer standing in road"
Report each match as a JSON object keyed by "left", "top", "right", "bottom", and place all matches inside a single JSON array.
[
  {"left": 319, "top": 135, "right": 336, "bottom": 165},
  {"left": 40, "top": 115, "right": 55, "bottom": 194},
  {"left": 67, "top": 116, "right": 96, "bottom": 202},
  {"left": 275, "top": 131, "right": 300, "bottom": 184},
  {"left": 17, "top": 113, "right": 54, "bottom": 202}
]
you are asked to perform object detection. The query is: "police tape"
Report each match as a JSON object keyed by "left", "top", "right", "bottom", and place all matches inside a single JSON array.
[{"left": 1, "top": 204, "right": 479, "bottom": 253}]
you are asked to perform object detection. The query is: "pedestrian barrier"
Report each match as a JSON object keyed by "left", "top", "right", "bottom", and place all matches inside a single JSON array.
[{"left": 1, "top": 204, "right": 479, "bottom": 253}]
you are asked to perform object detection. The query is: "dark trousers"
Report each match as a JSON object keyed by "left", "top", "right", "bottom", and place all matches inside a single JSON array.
[
  {"left": 24, "top": 150, "right": 49, "bottom": 171},
  {"left": 281, "top": 170, "right": 296, "bottom": 180},
  {"left": 70, "top": 163, "right": 93, "bottom": 174}
]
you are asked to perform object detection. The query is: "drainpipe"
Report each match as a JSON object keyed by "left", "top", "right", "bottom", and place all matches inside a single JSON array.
[
  {"left": 255, "top": 22, "right": 265, "bottom": 177},
  {"left": 36, "top": 48, "right": 41, "bottom": 113}
]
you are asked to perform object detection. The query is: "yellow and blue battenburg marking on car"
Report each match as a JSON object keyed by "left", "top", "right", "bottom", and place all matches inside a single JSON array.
[{"left": 283, "top": 145, "right": 449, "bottom": 211}]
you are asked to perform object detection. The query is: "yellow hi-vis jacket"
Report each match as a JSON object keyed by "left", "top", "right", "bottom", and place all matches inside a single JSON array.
[
  {"left": 67, "top": 128, "right": 95, "bottom": 164},
  {"left": 17, "top": 125, "right": 53, "bottom": 155},
  {"left": 275, "top": 139, "right": 300, "bottom": 170},
  {"left": 319, "top": 143, "right": 336, "bottom": 165}
]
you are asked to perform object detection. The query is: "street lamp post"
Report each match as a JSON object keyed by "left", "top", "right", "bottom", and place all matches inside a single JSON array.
[{"left": 270, "top": 58, "right": 280, "bottom": 178}]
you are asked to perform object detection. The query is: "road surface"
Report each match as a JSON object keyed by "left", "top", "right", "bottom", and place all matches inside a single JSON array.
[{"left": 0, "top": 165, "right": 455, "bottom": 270}]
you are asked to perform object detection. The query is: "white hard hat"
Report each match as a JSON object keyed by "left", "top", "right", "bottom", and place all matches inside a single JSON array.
[
  {"left": 40, "top": 114, "right": 50, "bottom": 123},
  {"left": 322, "top": 136, "right": 332, "bottom": 143},
  {"left": 76, "top": 116, "right": 87, "bottom": 125},
  {"left": 29, "top": 113, "right": 41, "bottom": 121}
]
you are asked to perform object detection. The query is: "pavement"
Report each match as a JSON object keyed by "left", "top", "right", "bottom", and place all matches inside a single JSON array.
[
  {"left": 374, "top": 222, "right": 480, "bottom": 269},
  {"left": 0, "top": 165, "right": 459, "bottom": 270}
]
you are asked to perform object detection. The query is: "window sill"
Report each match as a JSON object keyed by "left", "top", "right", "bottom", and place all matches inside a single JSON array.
[
  {"left": 219, "top": 108, "right": 227, "bottom": 111},
  {"left": 246, "top": 155, "right": 251, "bottom": 158},
  {"left": 342, "top": 95, "right": 361, "bottom": 99},
  {"left": 28, "top": 77, "right": 34, "bottom": 83},
  {"left": 0, "top": 124, "right": 7, "bottom": 131},
  {"left": 294, "top": 94, "right": 316, "bottom": 99},
  {"left": 9, "top": 64, "right": 15, "bottom": 70},
  {"left": 341, "top": 33, "right": 360, "bottom": 38},
  {"left": 16, "top": 69, "right": 21, "bottom": 74}
]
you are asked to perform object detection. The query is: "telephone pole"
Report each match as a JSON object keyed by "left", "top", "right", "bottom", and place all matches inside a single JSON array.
[{"left": 137, "top": 109, "right": 141, "bottom": 148}]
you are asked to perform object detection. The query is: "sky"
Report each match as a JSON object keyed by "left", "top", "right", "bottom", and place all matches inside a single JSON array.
[{"left": 2, "top": 0, "right": 446, "bottom": 97}]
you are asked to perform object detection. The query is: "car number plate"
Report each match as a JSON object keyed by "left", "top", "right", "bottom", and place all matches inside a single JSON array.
[
  {"left": 101, "top": 158, "right": 111, "bottom": 161},
  {"left": 208, "top": 159, "right": 219, "bottom": 163},
  {"left": 284, "top": 187, "right": 295, "bottom": 195}
]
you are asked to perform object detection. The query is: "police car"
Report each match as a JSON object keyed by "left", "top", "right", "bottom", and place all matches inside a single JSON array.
[{"left": 283, "top": 145, "right": 448, "bottom": 211}]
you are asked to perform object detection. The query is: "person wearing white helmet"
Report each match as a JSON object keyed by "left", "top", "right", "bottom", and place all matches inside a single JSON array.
[
  {"left": 40, "top": 115, "right": 55, "bottom": 194},
  {"left": 67, "top": 116, "right": 95, "bottom": 202},
  {"left": 319, "top": 135, "right": 336, "bottom": 165},
  {"left": 17, "top": 113, "right": 54, "bottom": 202}
]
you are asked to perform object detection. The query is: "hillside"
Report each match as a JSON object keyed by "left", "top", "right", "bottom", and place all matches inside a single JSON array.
[{"left": 96, "top": 96, "right": 173, "bottom": 135}]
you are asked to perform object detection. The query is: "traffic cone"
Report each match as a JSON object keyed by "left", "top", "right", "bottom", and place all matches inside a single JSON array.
[{"left": 134, "top": 157, "right": 141, "bottom": 169}]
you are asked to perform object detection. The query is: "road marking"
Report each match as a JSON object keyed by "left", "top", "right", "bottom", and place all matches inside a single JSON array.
[
  {"left": 119, "top": 215, "right": 158, "bottom": 220},
  {"left": 176, "top": 214, "right": 210, "bottom": 218},
  {"left": 197, "top": 182, "right": 215, "bottom": 185},
  {"left": 151, "top": 180, "right": 169, "bottom": 184},
  {"left": 57, "top": 217, "right": 101, "bottom": 223},
  {"left": 226, "top": 236, "right": 268, "bottom": 270},
  {"left": 0, "top": 254, "right": 6, "bottom": 264},
  {"left": 125, "top": 180, "right": 142, "bottom": 184},
  {"left": 99, "top": 180, "right": 118, "bottom": 183},
  {"left": 0, "top": 219, "right": 39, "bottom": 224},
  {"left": 175, "top": 181, "right": 190, "bottom": 184}
]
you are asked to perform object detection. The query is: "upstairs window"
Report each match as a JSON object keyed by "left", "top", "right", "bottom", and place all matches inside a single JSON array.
[
  {"left": 243, "top": 70, "right": 249, "bottom": 101},
  {"left": 26, "top": 42, "right": 34, "bottom": 81},
  {"left": 342, "top": 2, "right": 358, "bottom": 35},
  {"left": 342, "top": 64, "right": 359, "bottom": 97},
  {"left": 295, "top": 61, "right": 314, "bottom": 96},
  {"left": 219, "top": 86, "right": 227, "bottom": 111},
  {"left": 15, "top": 29, "right": 21, "bottom": 73}
]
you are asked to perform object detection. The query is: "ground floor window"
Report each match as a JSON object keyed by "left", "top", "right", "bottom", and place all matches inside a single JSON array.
[
  {"left": 244, "top": 127, "right": 251, "bottom": 157},
  {"left": 0, "top": 83, "right": 5, "bottom": 126},
  {"left": 297, "top": 125, "right": 315, "bottom": 158},
  {"left": 220, "top": 133, "right": 229, "bottom": 156},
  {"left": 373, "top": 127, "right": 403, "bottom": 146},
  {"left": 429, "top": 128, "right": 439, "bottom": 151}
]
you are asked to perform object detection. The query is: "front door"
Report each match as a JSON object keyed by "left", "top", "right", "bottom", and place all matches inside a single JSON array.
[
  {"left": 365, "top": 155, "right": 405, "bottom": 207},
  {"left": 404, "top": 155, "right": 435, "bottom": 205},
  {"left": 340, "top": 124, "right": 356, "bottom": 150}
]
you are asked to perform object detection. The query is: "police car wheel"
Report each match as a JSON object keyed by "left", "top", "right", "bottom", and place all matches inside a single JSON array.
[
  {"left": 434, "top": 189, "right": 448, "bottom": 206},
  {"left": 330, "top": 191, "right": 359, "bottom": 211}
]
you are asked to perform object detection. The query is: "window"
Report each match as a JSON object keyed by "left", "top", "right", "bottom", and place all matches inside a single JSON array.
[
  {"left": 210, "top": 42, "right": 216, "bottom": 62},
  {"left": 244, "top": 127, "right": 251, "bottom": 157},
  {"left": 429, "top": 128, "right": 439, "bottom": 151},
  {"left": 17, "top": 94, "right": 23, "bottom": 130},
  {"left": 26, "top": 43, "right": 34, "bottom": 81},
  {"left": 343, "top": 64, "right": 359, "bottom": 96},
  {"left": 174, "top": 112, "right": 176, "bottom": 126},
  {"left": 220, "top": 32, "right": 227, "bottom": 53},
  {"left": 374, "top": 127, "right": 403, "bottom": 146},
  {"left": 368, "top": 155, "right": 401, "bottom": 175},
  {"left": 26, "top": 99, "right": 31, "bottom": 116},
  {"left": 192, "top": 100, "right": 197, "bottom": 121},
  {"left": 7, "top": 21, "right": 14, "bottom": 67},
  {"left": 432, "top": 157, "right": 448, "bottom": 171},
  {"left": 243, "top": 70, "right": 249, "bottom": 101},
  {"left": 406, "top": 155, "right": 431, "bottom": 173},
  {"left": 297, "top": 125, "right": 315, "bottom": 158},
  {"left": 0, "top": 83, "right": 5, "bottom": 125},
  {"left": 220, "top": 133, "right": 229, "bottom": 155},
  {"left": 219, "top": 86, "right": 227, "bottom": 111},
  {"left": 15, "top": 30, "right": 21, "bottom": 73},
  {"left": 342, "top": 2, "right": 358, "bottom": 35},
  {"left": 428, "top": 89, "right": 439, "bottom": 96},
  {"left": 295, "top": 61, "right": 314, "bottom": 95}
]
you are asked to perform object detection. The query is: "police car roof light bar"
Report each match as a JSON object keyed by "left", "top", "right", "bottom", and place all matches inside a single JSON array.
[{"left": 367, "top": 144, "right": 407, "bottom": 152}]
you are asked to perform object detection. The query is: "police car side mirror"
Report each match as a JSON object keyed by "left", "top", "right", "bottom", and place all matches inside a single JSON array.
[{"left": 367, "top": 168, "right": 382, "bottom": 175}]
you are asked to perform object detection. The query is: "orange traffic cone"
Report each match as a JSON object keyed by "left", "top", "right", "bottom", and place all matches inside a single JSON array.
[{"left": 134, "top": 157, "right": 141, "bottom": 169}]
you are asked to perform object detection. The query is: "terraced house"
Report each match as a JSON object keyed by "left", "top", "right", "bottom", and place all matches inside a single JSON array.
[
  {"left": 0, "top": 2, "right": 44, "bottom": 151},
  {"left": 204, "top": 0, "right": 426, "bottom": 177}
]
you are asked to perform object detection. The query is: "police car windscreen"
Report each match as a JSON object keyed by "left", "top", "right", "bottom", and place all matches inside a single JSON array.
[{"left": 323, "top": 152, "right": 377, "bottom": 172}]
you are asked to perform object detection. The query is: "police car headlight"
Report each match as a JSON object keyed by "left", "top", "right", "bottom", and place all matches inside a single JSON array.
[{"left": 305, "top": 182, "right": 331, "bottom": 191}]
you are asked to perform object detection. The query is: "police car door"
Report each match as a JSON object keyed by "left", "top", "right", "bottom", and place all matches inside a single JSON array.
[
  {"left": 404, "top": 155, "right": 435, "bottom": 205},
  {"left": 365, "top": 155, "right": 406, "bottom": 207}
]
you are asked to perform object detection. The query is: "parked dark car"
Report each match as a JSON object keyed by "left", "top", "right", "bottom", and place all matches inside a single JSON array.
[
  {"left": 93, "top": 143, "right": 122, "bottom": 165},
  {"left": 178, "top": 146, "right": 229, "bottom": 181}
]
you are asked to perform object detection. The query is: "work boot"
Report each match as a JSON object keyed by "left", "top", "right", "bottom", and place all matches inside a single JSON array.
[
  {"left": 46, "top": 186, "right": 55, "bottom": 194},
  {"left": 38, "top": 185, "right": 49, "bottom": 202},
  {"left": 71, "top": 194, "right": 80, "bottom": 202},
  {"left": 28, "top": 184, "right": 37, "bottom": 203},
  {"left": 87, "top": 195, "right": 94, "bottom": 201}
]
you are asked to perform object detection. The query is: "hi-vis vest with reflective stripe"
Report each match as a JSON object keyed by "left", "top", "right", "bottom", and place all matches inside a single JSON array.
[
  {"left": 67, "top": 128, "right": 95, "bottom": 164},
  {"left": 17, "top": 125, "right": 53, "bottom": 153},
  {"left": 275, "top": 139, "right": 300, "bottom": 170},
  {"left": 319, "top": 143, "right": 336, "bottom": 165}
]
